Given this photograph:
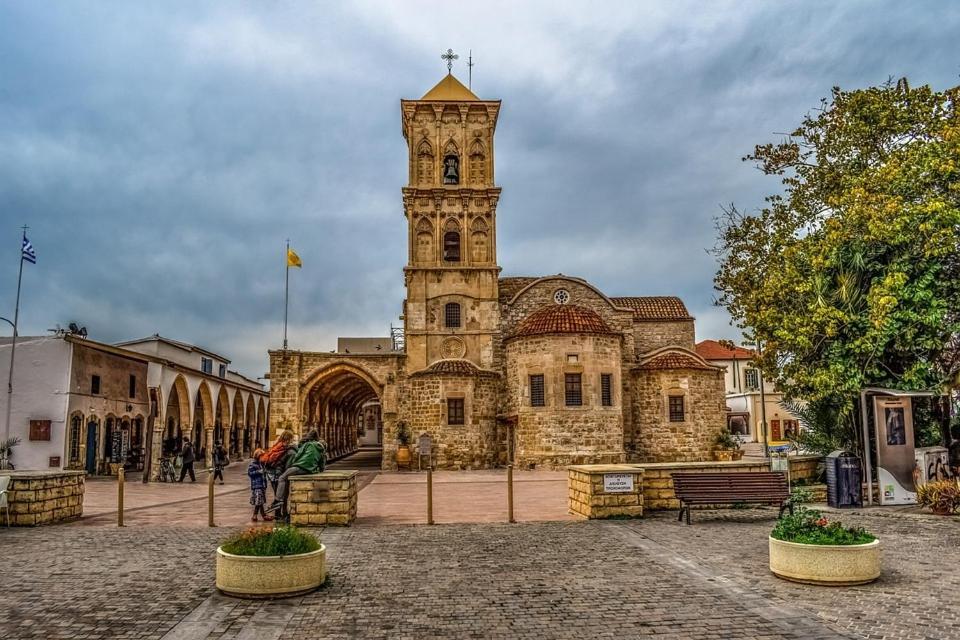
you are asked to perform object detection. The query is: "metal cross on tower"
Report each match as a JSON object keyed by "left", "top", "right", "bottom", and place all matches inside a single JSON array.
[{"left": 441, "top": 48, "right": 458, "bottom": 74}]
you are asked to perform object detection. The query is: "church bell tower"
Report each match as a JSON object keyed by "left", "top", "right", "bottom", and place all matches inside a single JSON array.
[{"left": 400, "top": 70, "right": 502, "bottom": 371}]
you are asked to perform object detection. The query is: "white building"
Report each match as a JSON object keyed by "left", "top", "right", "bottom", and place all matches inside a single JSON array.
[
  {"left": 695, "top": 340, "right": 800, "bottom": 446},
  {"left": 1, "top": 333, "right": 268, "bottom": 477}
]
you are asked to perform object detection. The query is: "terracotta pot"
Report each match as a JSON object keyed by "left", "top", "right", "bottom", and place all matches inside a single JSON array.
[
  {"left": 769, "top": 536, "right": 880, "bottom": 586},
  {"left": 931, "top": 505, "right": 954, "bottom": 516},
  {"left": 396, "top": 444, "right": 411, "bottom": 467},
  {"left": 216, "top": 544, "right": 326, "bottom": 599},
  {"left": 712, "top": 450, "right": 734, "bottom": 462},
  {"left": 731, "top": 450, "right": 744, "bottom": 461}
]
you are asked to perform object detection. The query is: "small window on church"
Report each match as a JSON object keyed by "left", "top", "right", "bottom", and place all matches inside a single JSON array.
[
  {"left": 445, "top": 302, "right": 461, "bottom": 328},
  {"left": 443, "top": 231, "right": 461, "bottom": 262},
  {"left": 443, "top": 154, "right": 460, "bottom": 185},
  {"left": 601, "top": 374, "right": 613, "bottom": 407},
  {"left": 668, "top": 395, "right": 685, "bottom": 422},
  {"left": 565, "top": 374, "right": 582, "bottom": 406},
  {"left": 530, "top": 375, "right": 545, "bottom": 407},
  {"left": 447, "top": 398, "right": 465, "bottom": 425}
]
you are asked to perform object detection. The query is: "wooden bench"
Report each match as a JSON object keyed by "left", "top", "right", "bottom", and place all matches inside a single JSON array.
[{"left": 672, "top": 471, "right": 792, "bottom": 524}]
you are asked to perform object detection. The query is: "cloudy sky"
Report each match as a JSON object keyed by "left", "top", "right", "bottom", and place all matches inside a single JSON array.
[{"left": 1, "top": 1, "right": 958, "bottom": 380}]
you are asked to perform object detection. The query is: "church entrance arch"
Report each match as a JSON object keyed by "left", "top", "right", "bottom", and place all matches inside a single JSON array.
[{"left": 301, "top": 363, "right": 383, "bottom": 463}]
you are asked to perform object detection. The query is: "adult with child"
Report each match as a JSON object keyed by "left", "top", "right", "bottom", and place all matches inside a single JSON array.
[
  {"left": 268, "top": 429, "right": 326, "bottom": 520},
  {"left": 260, "top": 430, "right": 297, "bottom": 495}
]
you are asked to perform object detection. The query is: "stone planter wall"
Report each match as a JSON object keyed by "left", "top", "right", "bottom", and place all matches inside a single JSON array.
[
  {"left": 216, "top": 544, "right": 326, "bottom": 598},
  {"left": 1, "top": 470, "right": 85, "bottom": 526},
  {"left": 289, "top": 471, "right": 358, "bottom": 526},
  {"left": 769, "top": 536, "right": 880, "bottom": 585},
  {"left": 568, "top": 464, "right": 643, "bottom": 519}
]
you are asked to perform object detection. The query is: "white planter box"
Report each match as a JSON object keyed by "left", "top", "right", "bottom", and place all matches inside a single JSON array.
[
  {"left": 769, "top": 536, "right": 880, "bottom": 585},
  {"left": 216, "top": 544, "right": 326, "bottom": 599}
]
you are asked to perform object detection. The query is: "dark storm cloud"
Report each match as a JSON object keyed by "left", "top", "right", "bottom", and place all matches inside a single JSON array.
[{"left": 1, "top": 1, "right": 957, "bottom": 377}]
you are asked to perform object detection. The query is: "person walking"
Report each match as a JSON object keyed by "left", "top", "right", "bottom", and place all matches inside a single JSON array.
[
  {"left": 178, "top": 437, "right": 196, "bottom": 482},
  {"left": 212, "top": 441, "right": 229, "bottom": 484},
  {"left": 267, "top": 430, "right": 326, "bottom": 520},
  {"left": 248, "top": 449, "right": 272, "bottom": 522}
]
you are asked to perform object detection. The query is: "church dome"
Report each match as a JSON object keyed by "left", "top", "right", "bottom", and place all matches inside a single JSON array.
[{"left": 512, "top": 305, "right": 615, "bottom": 339}]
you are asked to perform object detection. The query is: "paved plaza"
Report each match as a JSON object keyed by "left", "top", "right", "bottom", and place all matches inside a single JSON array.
[{"left": 2, "top": 480, "right": 959, "bottom": 640}]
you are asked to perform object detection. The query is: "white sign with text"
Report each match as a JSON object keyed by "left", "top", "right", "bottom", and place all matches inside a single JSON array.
[{"left": 603, "top": 473, "right": 634, "bottom": 493}]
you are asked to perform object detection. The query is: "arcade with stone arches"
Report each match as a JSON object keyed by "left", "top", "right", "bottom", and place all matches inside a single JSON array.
[{"left": 155, "top": 371, "right": 268, "bottom": 472}]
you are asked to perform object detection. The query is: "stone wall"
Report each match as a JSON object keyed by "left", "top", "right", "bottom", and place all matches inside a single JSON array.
[
  {"left": 2, "top": 470, "right": 84, "bottom": 526},
  {"left": 629, "top": 367, "right": 726, "bottom": 462},
  {"left": 568, "top": 464, "right": 643, "bottom": 519},
  {"left": 505, "top": 333, "right": 625, "bottom": 468},
  {"left": 631, "top": 319, "right": 695, "bottom": 354},
  {"left": 396, "top": 370, "right": 500, "bottom": 470},
  {"left": 289, "top": 471, "right": 358, "bottom": 526}
]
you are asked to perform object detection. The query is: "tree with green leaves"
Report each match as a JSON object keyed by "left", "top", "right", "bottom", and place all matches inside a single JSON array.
[{"left": 714, "top": 78, "right": 959, "bottom": 450}]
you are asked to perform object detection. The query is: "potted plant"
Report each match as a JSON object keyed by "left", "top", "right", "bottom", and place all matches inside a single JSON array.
[
  {"left": 395, "top": 421, "right": 412, "bottom": 469},
  {"left": 915, "top": 479, "right": 960, "bottom": 515},
  {"left": 769, "top": 507, "right": 880, "bottom": 585},
  {"left": 216, "top": 526, "right": 326, "bottom": 599},
  {"left": 712, "top": 429, "right": 742, "bottom": 461}
]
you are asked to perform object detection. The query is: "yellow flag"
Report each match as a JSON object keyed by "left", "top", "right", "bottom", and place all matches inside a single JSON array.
[{"left": 287, "top": 248, "right": 302, "bottom": 268}]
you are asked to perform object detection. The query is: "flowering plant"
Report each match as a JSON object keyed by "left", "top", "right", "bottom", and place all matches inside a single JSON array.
[
  {"left": 220, "top": 526, "right": 320, "bottom": 557},
  {"left": 771, "top": 507, "right": 875, "bottom": 545}
]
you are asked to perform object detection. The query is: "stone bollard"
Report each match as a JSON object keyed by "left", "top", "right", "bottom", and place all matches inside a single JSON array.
[
  {"left": 117, "top": 467, "right": 125, "bottom": 527},
  {"left": 507, "top": 464, "right": 515, "bottom": 523},
  {"left": 208, "top": 469, "right": 215, "bottom": 527},
  {"left": 427, "top": 468, "right": 434, "bottom": 525}
]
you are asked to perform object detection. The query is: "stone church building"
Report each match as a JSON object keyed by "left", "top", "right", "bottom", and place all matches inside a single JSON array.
[{"left": 268, "top": 72, "right": 727, "bottom": 470}]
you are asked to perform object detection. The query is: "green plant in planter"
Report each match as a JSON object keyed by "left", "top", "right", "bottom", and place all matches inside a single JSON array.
[
  {"left": 915, "top": 479, "right": 960, "bottom": 515},
  {"left": 790, "top": 486, "right": 815, "bottom": 505},
  {"left": 772, "top": 507, "right": 875, "bottom": 545},
  {"left": 221, "top": 526, "right": 320, "bottom": 557},
  {"left": 714, "top": 428, "right": 740, "bottom": 450},
  {"left": 396, "top": 421, "right": 411, "bottom": 446}
]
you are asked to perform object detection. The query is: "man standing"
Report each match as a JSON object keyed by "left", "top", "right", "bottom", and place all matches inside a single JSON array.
[
  {"left": 178, "top": 437, "right": 196, "bottom": 483},
  {"left": 268, "top": 429, "right": 325, "bottom": 519},
  {"left": 212, "top": 441, "right": 229, "bottom": 484}
]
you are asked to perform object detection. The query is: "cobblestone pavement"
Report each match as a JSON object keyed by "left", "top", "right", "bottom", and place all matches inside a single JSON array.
[{"left": 1, "top": 509, "right": 956, "bottom": 639}]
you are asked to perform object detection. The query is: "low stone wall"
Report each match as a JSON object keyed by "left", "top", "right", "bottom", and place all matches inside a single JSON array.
[
  {"left": 1, "top": 470, "right": 85, "bottom": 526},
  {"left": 567, "top": 455, "right": 823, "bottom": 514},
  {"left": 787, "top": 455, "right": 821, "bottom": 482},
  {"left": 568, "top": 464, "right": 643, "bottom": 519},
  {"left": 289, "top": 471, "right": 358, "bottom": 527}
]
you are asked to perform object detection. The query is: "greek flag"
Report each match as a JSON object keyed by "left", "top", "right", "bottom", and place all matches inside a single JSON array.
[{"left": 22, "top": 237, "right": 36, "bottom": 264}]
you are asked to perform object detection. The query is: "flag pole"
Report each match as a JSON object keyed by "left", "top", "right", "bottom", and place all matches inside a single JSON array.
[
  {"left": 283, "top": 239, "right": 290, "bottom": 350},
  {"left": 3, "top": 226, "right": 27, "bottom": 469}
]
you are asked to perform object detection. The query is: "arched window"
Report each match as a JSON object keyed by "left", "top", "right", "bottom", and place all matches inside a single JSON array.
[
  {"left": 415, "top": 218, "right": 434, "bottom": 263},
  {"left": 442, "top": 141, "right": 460, "bottom": 185},
  {"left": 444, "top": 302, "right": 462, "bottom": 328},
  {"left": 469, "top": 140, "right": 486, "bottom": 185},
  {"left": 416, "top": 140, "right": 434, "bottom": 186},
  {"left": 69, "top": 414, "right": 82, "bottom": 464},
  {"left": 470, "top": 217, "right": 489, "bottom": 263},
  {"left": 443, "top": 220, "right": 461, "bottom": 262},
  {"left": 443, "top": 154, "right": 460, "bottom": 184}
]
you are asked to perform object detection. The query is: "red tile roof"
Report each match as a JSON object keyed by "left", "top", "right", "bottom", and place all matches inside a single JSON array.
[
  {"left": 512, "top": 304, "right": 616, "bottom": 338},
  {"left": 637, "top": 351, "right": 717, "bottom": 371},
  {"left": 695, "top": 339, "right": 754, "bottom": 361},
  {"left": 411, "top": 359, "right": 498, "bottom": 377},
  {"left": 610, "top": 296, "right": 691, "bottom": 321}
]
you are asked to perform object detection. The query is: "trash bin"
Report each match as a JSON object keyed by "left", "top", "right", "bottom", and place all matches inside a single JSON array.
[{"left": 826, "top": 450, "right": 862, "bottom": 508}]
